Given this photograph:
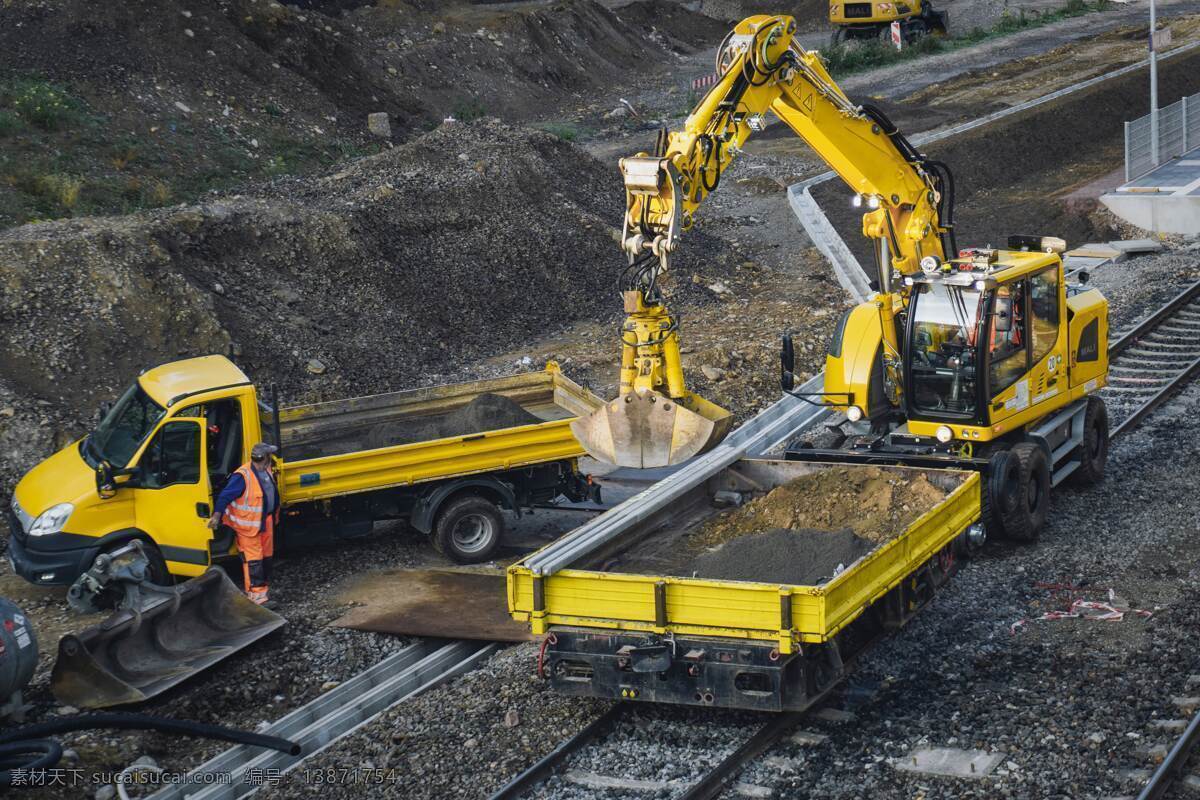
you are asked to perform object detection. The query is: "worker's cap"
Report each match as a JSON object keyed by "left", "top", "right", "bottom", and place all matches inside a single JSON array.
[{"left": 251, "top": 442, "right": 279, "bottom": 460}]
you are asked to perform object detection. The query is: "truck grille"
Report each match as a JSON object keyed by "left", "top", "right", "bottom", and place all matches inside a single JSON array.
[{"left": 844, "top": 3, "right": 873, "bottom": 17}]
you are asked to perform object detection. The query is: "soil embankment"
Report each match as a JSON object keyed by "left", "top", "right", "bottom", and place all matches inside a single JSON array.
[{"left": 814, "top": 46, "right": 1200, "bottom": 266}]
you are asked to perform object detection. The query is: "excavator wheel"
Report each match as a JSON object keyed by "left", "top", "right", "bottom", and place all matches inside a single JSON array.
[
  {"left": 999, "top": 443, "right": 1050, "bottom": 543},
  {"left": 830, "top": 28, "right": 846, "bottom": 47},
  {"left": 1071, "top": 396, "right": 1109, "bottom": 487}
]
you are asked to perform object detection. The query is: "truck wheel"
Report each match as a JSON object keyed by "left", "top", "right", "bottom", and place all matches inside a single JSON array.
[
  {"left": 1072, "top": 396, "right": 1109, "bottom": 487},
  {"left": 830, "top": 28, "right": 846, "bottom": 47},
  {"left": 433, "top": 496, "right": 505, "bottom": 563},
  {"left": 1001, "top": 443, "right": 1050, "bottom": 542}
]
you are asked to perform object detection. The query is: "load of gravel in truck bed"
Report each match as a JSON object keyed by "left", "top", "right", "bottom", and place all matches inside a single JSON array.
[{"left": 610, "top": 466, "right": 952, "bottom": 586}]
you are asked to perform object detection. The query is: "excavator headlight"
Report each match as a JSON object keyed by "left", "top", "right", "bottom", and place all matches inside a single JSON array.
[
  {"left": 919, "top": 255, "right": 940, "bottom": 274},
  {"left": 867, "top": 194, "right": 881, "bottom": 210},
  {"left": 846, "top": 405, "right": 863, "bottom": 422},
  {"left": 935, "top": 425, "right": 953, "bottom": 443},
  {"left": 850, "top": 193, "right": 863, "bottom": 208},
  {"left": 974, "top": 279, "right": 988, "bottom": 291}
]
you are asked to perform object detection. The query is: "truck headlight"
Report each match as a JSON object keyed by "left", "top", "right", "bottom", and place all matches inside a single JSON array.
[
  {"left": 846, "top": 405, "right": 863, "bottom": 422},
  {"left": 29, "top": 503, "right": 73, "bottom": 537}
]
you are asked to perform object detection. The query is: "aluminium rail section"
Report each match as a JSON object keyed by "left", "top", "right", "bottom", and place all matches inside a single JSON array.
[{"left": 150, "top": 640, "right": 497, "bottom": 800}]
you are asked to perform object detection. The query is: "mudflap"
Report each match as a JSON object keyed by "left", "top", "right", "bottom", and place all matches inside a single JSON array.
[
  {"left": 570, "top": 389, "right": 732, "bottom": 468},
  {"left": 51, "top": 568, "right": 286, "bottom": 709}
]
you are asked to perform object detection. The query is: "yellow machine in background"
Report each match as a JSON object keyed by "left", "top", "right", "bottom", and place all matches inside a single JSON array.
[
  {"left": 576, "top": 14, "right": 1110, "bottom": 542},
  {"left": 829, "top": 0, "right": 948, "bottom": 45}
]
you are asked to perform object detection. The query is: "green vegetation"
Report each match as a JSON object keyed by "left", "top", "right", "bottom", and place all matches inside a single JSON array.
[
  {"left": 3, "top": 78, "right": 85, "bottom": 131},
  {"left": 824, "top": 0, "right": 1112, "bottom": 77},
  {"left": 452, "top": 99, "right": 488, "bottom": 122},
  {"left": 534, "top": 121, "right": 589, "bottom": 142},
  {"left": 0, "top": 73, "right": 383, "bottom": 228}
]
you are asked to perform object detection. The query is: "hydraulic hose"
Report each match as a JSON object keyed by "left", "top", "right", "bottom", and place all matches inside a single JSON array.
[{"left": 0, "top": 713, "right": 300, "bottom": 786}]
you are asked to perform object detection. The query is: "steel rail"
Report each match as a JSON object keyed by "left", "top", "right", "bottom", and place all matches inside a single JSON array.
[
  {"left": 150, "top": 639, "right": 498, "bottom": 800},
  {"left": 486, "top": 703, "right": 629, "bottom": 800},
  {"left": 1111, "top": 278, "right": 1200, "bottom": 357},
  {"left": 678, "top": 711, "right": 804, "bottom": 800},
  {"left": 1107, "top": 278, "right": 1200, "bottom": 440},
  {"left": 1136, "top": 707, "right": 1200, "bottom": 800}
]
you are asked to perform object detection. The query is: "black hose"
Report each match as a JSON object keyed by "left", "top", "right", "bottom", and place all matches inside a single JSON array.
[
  {"left": 925, "top": 159, "right": 958, "bottom": 256},
  {"left": 0, "top": 713, "right": 300, "bottom": 785},
  {"left": 0, "top": 740, "right": 63, "bottom": 785}
]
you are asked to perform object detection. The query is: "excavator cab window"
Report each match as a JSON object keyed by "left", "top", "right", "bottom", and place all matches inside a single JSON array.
[
  {"left": 907, "top": 282, "right": 981, "bottom": 417},
  {"left": 988, "top": 281, "right": 1029, "bottom": 397}
]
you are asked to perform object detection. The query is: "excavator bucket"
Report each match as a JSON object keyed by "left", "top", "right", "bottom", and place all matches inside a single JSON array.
[
  {"left": 51, "top": 568, "right": 285, "bottom": 709},
  {"left": 571, "top": 389, "right": 732, "bottom": 468}
]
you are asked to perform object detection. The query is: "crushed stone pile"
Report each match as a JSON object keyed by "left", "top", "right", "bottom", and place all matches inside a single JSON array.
[
  {"left": 690, "top": 527, "right": 874, "bottom": 586},
  {"left": 693, "top": 466, "right": 950, "bottom": 550}
]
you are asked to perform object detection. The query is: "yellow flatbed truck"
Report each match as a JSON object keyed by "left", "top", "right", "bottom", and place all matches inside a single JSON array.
[
  {"left": 508, "top": 458, "right": 981, "bottom": 712},
  {"left": 8, "top": 356, "right": 604, "bottom": 585}
]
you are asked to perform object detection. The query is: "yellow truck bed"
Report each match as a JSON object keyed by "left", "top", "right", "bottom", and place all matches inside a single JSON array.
[
  {"left": 276, "top": 364, "right": 602, "bottom": 503},
  {"left": 508, "top": 459, "right": 980, "bottom": 654}
]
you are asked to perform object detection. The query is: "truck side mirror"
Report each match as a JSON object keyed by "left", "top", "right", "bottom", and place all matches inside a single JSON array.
[
  {"left": 780, "top": 333, "right": 796, "bottom": 392},
  {"left": 96, "top": 462, "right": 117, "bottom": 499}
]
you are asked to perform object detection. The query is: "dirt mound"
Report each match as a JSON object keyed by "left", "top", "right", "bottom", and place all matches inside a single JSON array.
[
  {"left": 690, "top": 527, "right": 874, "bottom": 585},
  {"left": 694, "top": 466, "right": 949, "bottom": 548},
  {"left": 0, "top": 0, "right": 726, "bottom": 227},
  {"left": 814, "top": 46, "right": 1200, "bottom": 263},
  {"left": 616, "top": 1, "right": 731, "bottom": 49},
  {"left": 0, "top": 116, "right": 735, "bottom": 493}
]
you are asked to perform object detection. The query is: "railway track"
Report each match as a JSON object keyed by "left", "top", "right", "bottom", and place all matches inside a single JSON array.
[
  {"left": 1105, "top": 277, "right": 1200, "bottom": 438},
  {"left": 489, "top": 277, "right": 1200, "bottom": 800},
  {"left": 1135, "top": 708, "right": 1200, "bottom": 800}
]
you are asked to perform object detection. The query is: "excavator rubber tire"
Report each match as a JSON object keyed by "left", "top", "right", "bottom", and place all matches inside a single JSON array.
[
  {"left": 432, "top": 495, "right": 505, "bottom": 564},
  {"left": 985, "top": 448, "right": 1018, "bottom": 540},
  {"left": 1001, "top": 442, "right": 1050, "bottom": 543},
  {"left": 1071, "top": 396, "right": 1109, "bottom": 487}
]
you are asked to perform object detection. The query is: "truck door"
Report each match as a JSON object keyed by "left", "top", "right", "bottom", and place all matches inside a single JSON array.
[{"left": 132, "top": 418, "right": 212, "bottom": 578}]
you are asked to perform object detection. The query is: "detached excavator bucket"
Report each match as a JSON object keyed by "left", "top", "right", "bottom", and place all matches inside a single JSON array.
[
  {"left": 51, "top": 568, "right": 285, "bottom": 709},
  {"left": 571, "top": 389, "right": 732, "bottom": 468}
]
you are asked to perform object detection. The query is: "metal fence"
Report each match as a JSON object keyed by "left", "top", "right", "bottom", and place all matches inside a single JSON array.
[{"left": 1125, "top": 90, "right": 1200, "bottom": 181}]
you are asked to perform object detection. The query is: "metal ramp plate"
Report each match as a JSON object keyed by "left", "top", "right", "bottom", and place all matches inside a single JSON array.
[{"left": 331, "top": 568, "right": 532, "bottom": 642}]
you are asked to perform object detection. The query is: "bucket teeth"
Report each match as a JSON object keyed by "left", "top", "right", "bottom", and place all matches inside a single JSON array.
[
  {"left": 51, "top": 569, "right": 286, "bottom": 709},
  {"left": 571, "top": 389, "right": 732, "bottom": 468}
]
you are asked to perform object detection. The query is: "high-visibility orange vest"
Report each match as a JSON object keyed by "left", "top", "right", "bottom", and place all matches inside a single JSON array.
[{"left": 222, "top": 463, "right": 265, "bottom": 536}]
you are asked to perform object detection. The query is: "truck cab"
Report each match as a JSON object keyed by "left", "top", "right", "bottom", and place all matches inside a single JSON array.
[{"left": 8, "top": 356, "right": 260, "bottom": 585}]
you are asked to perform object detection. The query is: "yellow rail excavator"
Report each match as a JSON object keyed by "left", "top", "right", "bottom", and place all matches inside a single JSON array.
[
  {"left": 572, "top": 14, "right": 1109, "bottom": 542},
  {"left": 829, "top": 0, "right": 948, "bottom": 45}
]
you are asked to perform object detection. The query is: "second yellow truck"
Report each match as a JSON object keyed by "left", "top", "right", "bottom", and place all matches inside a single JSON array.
[{"left": 8, "top": 356, "right": 604, "bottom": 585}]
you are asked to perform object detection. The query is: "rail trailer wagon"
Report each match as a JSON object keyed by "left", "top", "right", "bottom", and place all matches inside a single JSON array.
[{"left": 507, "top": 457, "right": 981, "bottom": 712}]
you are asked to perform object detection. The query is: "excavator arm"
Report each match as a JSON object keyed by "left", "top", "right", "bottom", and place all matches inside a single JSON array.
[{"left": 572, "top": 14, "right": 955, "bottom": 467}]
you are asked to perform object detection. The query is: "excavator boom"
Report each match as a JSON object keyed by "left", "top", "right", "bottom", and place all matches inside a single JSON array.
[{"left": 572, "top": 14, "right": 952, "bottom": 467}]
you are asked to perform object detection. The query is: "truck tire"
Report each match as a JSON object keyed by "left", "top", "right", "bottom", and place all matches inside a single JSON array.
[
  {"left": 1072, "top": 396, "right": 1109, "bottom": 487},
  {"left": 1001, "top": 443, "right": 1050, "bottom": 542},
  {"left": 432, "top": 496, "right": 504, "bottom": 563}
]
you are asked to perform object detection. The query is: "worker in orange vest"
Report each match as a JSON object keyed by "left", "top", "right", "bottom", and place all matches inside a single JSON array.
[{"left": 208, "top": 442, "right": 279, "bottom": 604}]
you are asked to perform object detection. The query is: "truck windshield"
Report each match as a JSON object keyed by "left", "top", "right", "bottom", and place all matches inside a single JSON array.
[
  {"left": 85, "top": 382, "right": 166, "bottom": 467},
  {"left": 908, "top": 282, "right": 984, "bottom": 416}
]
